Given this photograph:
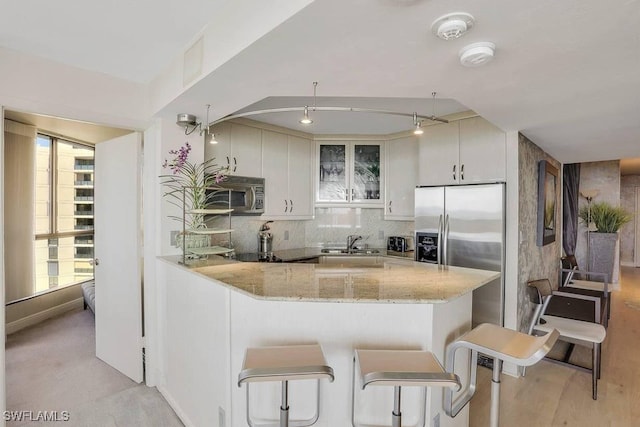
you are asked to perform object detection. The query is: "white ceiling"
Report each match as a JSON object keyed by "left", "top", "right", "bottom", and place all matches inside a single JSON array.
[
  {"left": 0, "top": 0, "right": 224, "bottom": 83},
  {"left": 1, "top": 0, "right": 639, "bottom": 172}
]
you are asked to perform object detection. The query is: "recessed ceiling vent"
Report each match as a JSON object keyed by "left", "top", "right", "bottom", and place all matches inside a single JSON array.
[
  {"left": 431, "top": 12, "right": 475, "bottom": 40},
  {"left": 459, "top": 42, "right": 496, "bottom": 67}
]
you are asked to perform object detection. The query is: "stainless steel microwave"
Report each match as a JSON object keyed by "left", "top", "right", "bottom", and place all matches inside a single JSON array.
[{"left": 206, "top": 175, "right": 265, "bottom": 215}]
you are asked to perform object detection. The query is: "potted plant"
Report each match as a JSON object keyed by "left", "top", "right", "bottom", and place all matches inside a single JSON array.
[
  {"left": 578, "top": 201, "right": 632, "bottom": 280},
  {"left": 160, "top": 142, "right": 227, "bottom": 249}
]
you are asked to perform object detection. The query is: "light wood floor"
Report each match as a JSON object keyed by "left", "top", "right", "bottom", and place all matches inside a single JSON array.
[{"left": 470, "top": 266, "right": 640, "bottom": 427}]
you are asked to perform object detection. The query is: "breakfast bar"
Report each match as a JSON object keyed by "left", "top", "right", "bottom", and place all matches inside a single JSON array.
[{"left": 157, "top": 256, "right": 499, "bottom": 427}]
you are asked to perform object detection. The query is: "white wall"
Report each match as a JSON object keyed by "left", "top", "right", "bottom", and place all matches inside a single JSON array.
[
  {"left": 149, "top": 0, "right": 314, "bottom": 116},
  {"left": 0, "top": 46, "right": 148, "bottom": 130}
]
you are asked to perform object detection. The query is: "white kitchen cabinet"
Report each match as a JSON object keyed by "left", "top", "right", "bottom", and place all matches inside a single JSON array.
[
  {"left": 418, "top": 117, "right": 505, "bottom": 186},
  {"left": 458, "top": 116, "right": 506, "bottom": 184},
  {"left": 206, "top": 122, "right": 262, "bottom": 176},
  {"left": 385, "top": 136, "right": 418, "bottom": 220},
  {"left": 316, "top": 141, "right": 384, "bottom": 206},
  {"left": 262, "top": 130, "right": 313, "bottom": 219}
]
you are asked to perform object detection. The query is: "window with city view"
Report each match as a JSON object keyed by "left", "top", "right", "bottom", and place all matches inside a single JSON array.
[{"left": 34, "top": 135, "right": 95, "bottom": 293}]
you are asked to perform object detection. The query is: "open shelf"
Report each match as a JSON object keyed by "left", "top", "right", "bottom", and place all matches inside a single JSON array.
[
  {"left": 181, "top": 187, "right": 234, "bottom": 264},
  {"left": 185, "top": 228, "right": 234, "bottom": 235},
  {"left": 185, "top": 246, "right": 235, "bottom": 256},
  {"left": 188, "top": 208, "right": 234, "bottom": 215}
]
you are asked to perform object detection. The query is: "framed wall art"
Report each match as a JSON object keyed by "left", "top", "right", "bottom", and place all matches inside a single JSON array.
[{"left": 537, "top": 160, "right": 558, "bottom": 246}]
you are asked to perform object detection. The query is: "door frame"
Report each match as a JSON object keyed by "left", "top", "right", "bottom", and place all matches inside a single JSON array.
[
  {"left": 636, "top": 187, "right": 640, "bottom": 267},
  {"left": 1, "top": 105, "right": 6, "bottom": 424}
]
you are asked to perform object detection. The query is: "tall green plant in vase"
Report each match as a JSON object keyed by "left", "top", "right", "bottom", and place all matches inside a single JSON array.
[
  {"left": 578, "top": 202, "right": 631, "bottom": 233},
  {"left": 159, "top": 142, "right": 228, "bottom": 242},
  {"left": 578, "top": 201, "right": 632, "bottom": 282}
]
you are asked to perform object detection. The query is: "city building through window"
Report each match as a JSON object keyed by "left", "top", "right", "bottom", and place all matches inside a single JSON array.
[{"left": 34, "top": 134, "right": 95, "bottom": 295}]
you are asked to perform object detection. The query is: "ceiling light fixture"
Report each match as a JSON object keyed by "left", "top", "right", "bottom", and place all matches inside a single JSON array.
[
  {"left": 176, "top": 113, "right": 200, "bottom": 135},
  {"left": 176, "top": 104, "right": 219, "bottom": 144},
  {"left": 299, "top": 106, "right": 313, "bottom": 125},
  {"left": 459, "top": 42, "right": 496, "bottom": 67},
  {"left": 209, "top": 85, "right": 450, "bottom": 131},
  {"left": 431, "top": 12, "right": 475, "bottom": 40},
  {"left": 413, "top": 112, "right": 424, "bottom": 135},
  {"left": 299, "top": 82, "right": 318, "bottom": 125}
]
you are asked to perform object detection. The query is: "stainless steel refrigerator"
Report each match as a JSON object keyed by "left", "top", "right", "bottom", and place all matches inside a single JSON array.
[{"left": 415, "top": 183, "right": 505, "bottom": 326}]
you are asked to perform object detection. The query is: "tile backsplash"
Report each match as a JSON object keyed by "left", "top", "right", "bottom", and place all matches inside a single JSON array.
[{"left": 209, "top": 208, "right": 414, "bottom": 254}]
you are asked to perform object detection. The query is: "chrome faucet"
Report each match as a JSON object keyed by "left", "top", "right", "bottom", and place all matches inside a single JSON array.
[{"left": 347, "top": 235, "right": 363, "bottom": 252}]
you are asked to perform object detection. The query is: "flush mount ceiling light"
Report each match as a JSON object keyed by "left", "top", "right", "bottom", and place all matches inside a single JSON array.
[
  {"left": 459, "top": 42, "right": 495, "bottom": 67},
  {"left": 431, "top": 12, "right": 475, "bottom": 40}
]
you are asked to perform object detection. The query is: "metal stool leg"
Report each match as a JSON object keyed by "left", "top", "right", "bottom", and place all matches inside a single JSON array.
[
  {"left": 392, "top": 386, "right": 402, "bottom": 427},
  {"left": 489, "top": 359, "right": 502, "bottom": 427},
  {"left": 592, "top": 343, "right": 600, "bottom": 400},
  {"left": 281, "top": 380, "right": 289, "bottom": 427}
]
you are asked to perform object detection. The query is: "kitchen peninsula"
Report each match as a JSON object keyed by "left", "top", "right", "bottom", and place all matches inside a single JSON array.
[{"left": 157, "top": 255, "right": 498, "bottom": 427}]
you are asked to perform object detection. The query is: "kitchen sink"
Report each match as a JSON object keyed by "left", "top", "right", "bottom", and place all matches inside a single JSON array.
[{"left": 320, "top": 248, "right": 380, "bottom": 255}]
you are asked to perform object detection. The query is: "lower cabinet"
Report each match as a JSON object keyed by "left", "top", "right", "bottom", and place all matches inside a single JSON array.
[
  {"left": 262, "top": 130, "right": 313, "bottom": 219},
  {"left": 385, "top": 136, "right": 418, "bottom": 220}
]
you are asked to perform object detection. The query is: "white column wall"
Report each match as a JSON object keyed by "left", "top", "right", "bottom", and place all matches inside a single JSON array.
[
  {"left": 503, "top": 131, "right": 520, "bottom": 377},
  {"left": 1, "top": 106, "right": 6, "bottom": 427}
]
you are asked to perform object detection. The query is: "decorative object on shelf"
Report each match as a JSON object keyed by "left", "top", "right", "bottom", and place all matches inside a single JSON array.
[
  {"left": 536, "top": 160, "right": 558, "bottom": 246},
  {"left": 160, "top": 141, "right": 227, "bottom": 229},
  {"left": 160, "top": 142, "right": 232, "bottom": 263},
  {"left": 578, "top": 200, "right": 632, "bottom": 280}
]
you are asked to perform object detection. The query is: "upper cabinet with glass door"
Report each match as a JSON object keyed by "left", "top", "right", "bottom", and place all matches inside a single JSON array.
[{"left": 316, "top": 141, "right": 383, "bottom": 206}]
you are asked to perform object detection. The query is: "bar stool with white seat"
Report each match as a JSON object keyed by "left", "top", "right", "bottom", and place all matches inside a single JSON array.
[
  {"left": 238, "top": 344, "right": 334, "bottom": 427},
  {"left": 444, "top": 323, "right": 559, "bottom": 427},
  {"left": 352, "top": 349, "right": 461, "bottom": 427}
]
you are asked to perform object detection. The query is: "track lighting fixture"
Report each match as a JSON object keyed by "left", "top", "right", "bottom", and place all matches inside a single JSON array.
[
  {"left": 205, "top": 84, "right": 449, "bottom": 134},
  {"left": 299, "top": 106, "right": 313, "bottom": 124},
  {"left": 298, "top": 82, "right": 318, "bottom": 125},
  {"left": 176, "top": 104, "right": 218, "bottom": 144},
  {"left": 413, "top": 112, "right": 424, "bottom": 135}
]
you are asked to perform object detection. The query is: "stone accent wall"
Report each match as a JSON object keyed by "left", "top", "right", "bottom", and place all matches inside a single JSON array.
[
  {"left": 517, "top": 133, "right": 562, "bottom": 332},
  {"left": 621, "top": 175, "right": 640, "bottom": 264},
  {"left": 576, "top": 161, "right": 621, "bottom": 281}
]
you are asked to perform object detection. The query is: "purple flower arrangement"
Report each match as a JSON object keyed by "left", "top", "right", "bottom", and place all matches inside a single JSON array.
[{"left": 160, "top": 142, "right": 228, "bottom": 228}]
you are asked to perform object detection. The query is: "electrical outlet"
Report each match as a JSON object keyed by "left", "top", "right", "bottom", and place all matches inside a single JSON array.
[
  {"left": 218, "top": 407, "right": 225, "bottom": 427},
  {"left": 378, "top": 230, "right": 384, "bottom": 239},
  {"left": 170, "top": 230, "right": 180, "bottom": 246},
  {"left": 432, "top": 413, "right": 440, "bottom": 427},
  {"left": 284, "top": 230, "right": 289, "bottom": 241}
]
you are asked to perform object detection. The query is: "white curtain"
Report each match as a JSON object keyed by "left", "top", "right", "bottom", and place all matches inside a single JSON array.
[{"left": 4, "top": 119, "right": 36, "bottom": 302}]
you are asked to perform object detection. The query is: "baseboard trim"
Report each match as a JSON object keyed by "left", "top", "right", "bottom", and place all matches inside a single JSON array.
[
  {"left": 157, "top": 385, "right": 195, "bottom": 427},
  {"left": 621, "top": 261, "right": 635, "bottom": 267},
  {"left": 6, "top": 297, "right": 84, "bottom": 335}
]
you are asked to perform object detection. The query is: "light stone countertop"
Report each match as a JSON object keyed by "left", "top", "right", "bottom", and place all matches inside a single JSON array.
[{"left": 188, "top": 257, "right": 499, "bottom": 304}]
